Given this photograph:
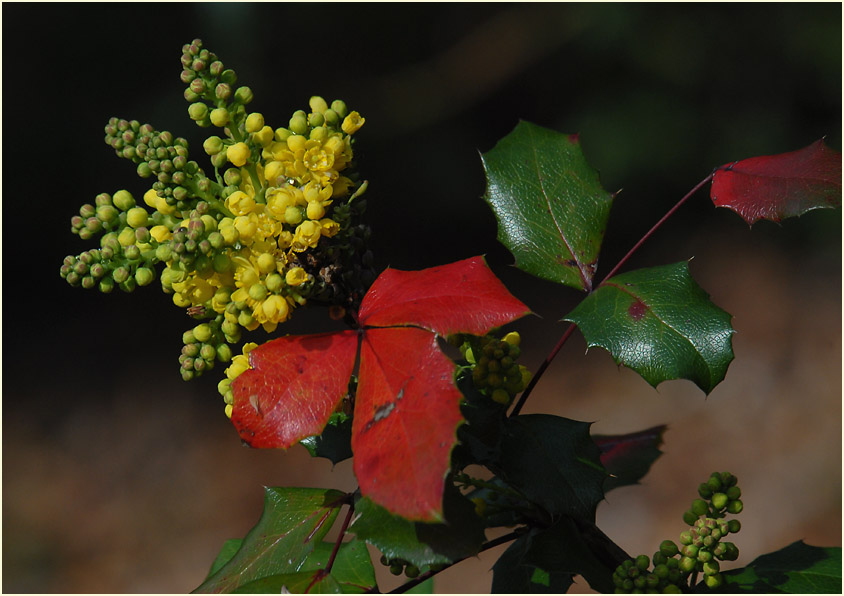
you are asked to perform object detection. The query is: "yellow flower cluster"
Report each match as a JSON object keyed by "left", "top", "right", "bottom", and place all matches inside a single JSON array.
[{"left": 153, "top": 97, "right": 365, "bottom": 340}]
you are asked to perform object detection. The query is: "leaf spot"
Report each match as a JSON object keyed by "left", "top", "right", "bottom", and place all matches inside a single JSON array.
[
  {"left": 249, "top": 394, "right": 263, "bottom": 417},
  {"left": 374, "top": 401, "right": 395, "bottom": 422},
  {"left": 628, "top": 300, "right": 647, "bottom": 321}
]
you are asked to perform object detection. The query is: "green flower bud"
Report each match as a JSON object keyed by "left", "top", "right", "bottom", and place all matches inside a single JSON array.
[
  {"left": 682, "top": 544, "right": 698, "bottom": 558},
  {"left": 727, "top": 519, "right": 741, "bottom": 534},
  {"left": 389, "top": 564, "right": 402, "bottom": 576},
  {"left": 203, "top": 135, "right": 224, "bottom": 155},
  {"left": 156, "top": 244, "right": 173, "bottom": 262},
  {"left": 490, "top": 388, "right": 511, "bottom": 405},
  {"left": 135, "top": 267, "right": 154, "bottom": 286},
  {"left": 137, "top": 162, "right": 152, "bottom": 178},
  {"left": 119, "top": 277, "right": 137, "bottom": 292},
  {"left": 404, "top": 564, "right": 419, "bottom": 579},
  {"left": 652, "top": 552, "right": 668, "bottom": 566},
  {"left": 678, "top": 531, "right": 692, "bottom": 546},
  {"left": 682, "top": 510, "right": 698, "bottom": 526},
  {"left": 289, "top": 113, "right": 308, "bottom": 135},
  {"left": 659, "top": 540, "right": 679, "bottom": 558},
  {"left": 112, "top": 267, "right": 129, "bottom": 284},
  {"left": 711, "top": 493, "right": 729, "bottom": 510},
  {"left": 188, "top": 102, "right": 209, "bottom": 121},
  {"left": 216, "top": 343, "right": 233, "bottom": 362},
  {"left": 698, "top": 548, "right": 713, "bottom": 563},
  {"left": 99, "top": 277, "right": 115, "bottom": 293},
  {"left": 653, "top": 563, "right": 669, "bottom": 580},
  {"left": 124, "top": 244, "right": 141, "bottom": 261},
  {"left": 183, "top": 330, "right": 196, "bottom": 344},
  {"left": 126, "top": 207, "right": 149, "bottom": 229},
  {"left": 210, "top": 108, "right": 229, "bottom": 127},
  {"left": 330, "top": 99, "right": 348, "bottom": 117},
  {"left": 679, "top": 556, "right": 696, "bottom": 573},
  {"left": 200, "top": 344, "right": 216, "bottom": 361},
  {"left": 323, "top": 108, "right": 339, "bottom": 125},
  {"left": 635, "top": 555, "right": 650, "bottom": 571},
  {"left": 194, "top": 324, "right": 212, "bottom": 343},
  {"left": 633, "top": 575, "right": 646, "bottom": 589},
  {"left": 721, "top": 472, "right": 737, "bottom": 487},
  {"left": 308, "top": 111, "right": 325, "bottom": 127},
  {"left": 113, "top": 189, "right": 135, "bottom": 211},
  {"left": 691, "top": 499, "right": 709, "bottom": 517},
  {"left": 704, "top": 572, "right": 723, "bottom": 589},
  {"left": 726, "top": 499, "right": 743, "bottom": 514},
  {"left": 234, "top": 86, "right": 253, "bottom": 104},
  {"left": 707, "top": 473, "right": 723, "bottom": 492},
  {"left": 702, "top": 560, "right": 720, "bottom": 576},
  {"left": 726, "top": 486, "right": 741, "bottom": 501},
  {"left": 663, "top": 584, "right": 682, "bottom": 594}
]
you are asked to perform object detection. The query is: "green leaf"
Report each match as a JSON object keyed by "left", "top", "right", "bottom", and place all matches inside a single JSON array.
[
  {"left": 492, "top": 534, "right": 574, "bottom": 594},
  {"left": 593, "top": 425, "right": 667, "bottom": 492},
  {"left": 481, "top": 121, "right": 615, "bottom": 291},
  {"left": 300, "top": 411, "right": 354, "bottom": 465},
  {"left": 194, "top": 487, "right": 347, "bottom": 593},
  {"left": 495, "top": 414, "right": 606, "bottom": 521},
  {"left": 205, "top": 539, "right": 243, "bottom": 580},
  {"left": 228, "top": 538, "right": 375, "bottom": 594},
  {"left": 406, "top": 577, "right": 435, "bottom": 593},
  {"left": 564, "top": 261, "right": 735, "bottom": 394},
  {"left": 349, "top": 484, "right": 485, "bottom": 568},
  {"left": 707, "top": 541, "right": 842, "bottom": 593}
]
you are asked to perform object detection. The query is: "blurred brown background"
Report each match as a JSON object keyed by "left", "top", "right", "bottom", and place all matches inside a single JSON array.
[{"left": 3, "top": 3, "right": 840, "bottom": 593}]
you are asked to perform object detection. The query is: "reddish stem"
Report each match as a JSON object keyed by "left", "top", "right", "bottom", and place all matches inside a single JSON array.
[
  {"left": 306, "top": 500, "right": 356, "bottom": 592},
  {"left": 508, "top": 173, "right": 714, "bottom": 418}
]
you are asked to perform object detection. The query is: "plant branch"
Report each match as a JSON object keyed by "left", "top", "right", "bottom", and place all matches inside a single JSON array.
[
  {"left": 387, "top": 531, "right": 521, "bottom": 594},
  {"left": 508, "top": 173, "right": 714, "bottom": 418},
  {"left": 326, "top": 502, "right": 356, "bottom": 574}
]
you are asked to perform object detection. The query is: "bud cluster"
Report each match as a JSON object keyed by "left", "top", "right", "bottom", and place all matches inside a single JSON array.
[
  {"left": 613, "top": 472, "right": 743, "bottom": 593},
  {"left": 379, "top": 554, "right": 421, "bottom": 579},
  {"left": 61, "top": 39, "right": 373, "bottom": 413},
  {"left": 453, "top": 331, "right": 531, "bottom": 406}
]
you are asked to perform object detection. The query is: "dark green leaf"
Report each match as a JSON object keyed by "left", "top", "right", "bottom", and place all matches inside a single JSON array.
[
  {"left": 300, "top": 411, "right": 354, "bottom": 465},
  {"left": 564, "top": 261, "right": 735, "bottom": 394},
  {"left": 194, "top": 488, "right": 347, "bottom": 593},
  {"left": 593, "top": 425, "right": 666, "bottom": 492},
  {"left": 481, "top": 121, "right": 615, "bottom": 291},
  {"left": 232, "top": 571, "right": 341, "bottom": 594},
  {"left": 205, "top": 539, "right": 243, "bottom": 580},
  {"left": 492, "top": 534, "right": 574, "bottom": 594},
  {"left": 705, "top": 541, "right": 842, "bottom": 593},
  {"left": 349, "top": 484, "right": 485, "bottom": 568},
  {"left": 495, "top": 414, "right": 605, "bottom": 521}
]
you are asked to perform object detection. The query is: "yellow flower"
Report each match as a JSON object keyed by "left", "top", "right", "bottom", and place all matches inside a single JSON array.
[
  {"left": 150, "top": 225, "right": 172, "bottom": 243},
  {"left": 286, "top": 267, "right": 308, "bottom": 286},
  {"left": 227, "top": 142, "right": 250, "bottom": 167},
  {"left": 253, "top": 125, "right": 274, "bottom": 147},
  {"left": 341, "top": 111, "right": 365, "bottom": 134},
  {"left": 319, "top": 218, "right": 340, "bottom": 237},
  {"left": 225, "top": 190, "right": 256, "bottom": 216},
  {"left": 291, "top": 220, "right": 322, "bottom": 251},
  {"left": 245, "top": 112, "right": 265, "bottom": 133}
]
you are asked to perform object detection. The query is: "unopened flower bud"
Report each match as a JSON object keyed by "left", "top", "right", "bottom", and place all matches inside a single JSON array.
[
  {"left": 113, "top": 189, "right": 135, "bottom": 211},
  {"left": 210, "top": 108, "right": 229, "bottom": 127},
  {"left": 234, "top": 86, "right": 253, "bottom": 104},
  {"left": 188, "top": 102, "right": 209, "bottom": 121}
]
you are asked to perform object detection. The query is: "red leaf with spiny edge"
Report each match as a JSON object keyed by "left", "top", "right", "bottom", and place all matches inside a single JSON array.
[
  {"left": 358, "top": 255, "right": 530, "bottom": 336},
  {"left": 352, "top": 326, "right": 464, "bottom": 522},
  {"left": 711, "top": 139, "right": 842, "bottom": 225},
  {"left": 231, "top": 331, "right": 358, "bottom": 448}
]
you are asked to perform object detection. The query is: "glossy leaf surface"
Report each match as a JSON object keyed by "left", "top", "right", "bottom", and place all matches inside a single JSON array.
[
  {"left": 496, "top": 414, "right": 605, "bottom": 521},
  {"left": 481, "top": 121, "right": 615, "bottom": 291},
  {"left": 231, "top": 332, "right": 358, "bottom": 448},
  {"left": 349, "top": 488, "right": 485, "bottom": 568},
  {"left": 353, "top": 327, "right": 464, "bottom": 521},
  {"left": 711, "top": 140, "right": 842, "bottom": 225},
  {"left": 706, "top": 541, "right": 841, "bottom": 593},
  {"left": 565, "top": 262, "right": 734, "bottom": 394},
  {"left": 230, "top": 538, "right": 376, "bottom": 594},
  {"left": 593, "top": 425, "right": 666, "bottom": 492},
  {"left": 194, "top": 487, "right": 346, "bottom": 593},
  {"left": 358, "top": 256, "right": 530, "bottom": 335}
]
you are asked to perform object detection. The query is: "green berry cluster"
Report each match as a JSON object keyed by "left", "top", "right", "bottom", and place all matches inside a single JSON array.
[
  {"left": 378, "top": 555, "right": 421, "bottom": 579},
  {"left": 453, "top": 331, "right": 531, "bottom": 406},
  {"left": 613, "top": 472, "right": 742, "bottom": 593}
]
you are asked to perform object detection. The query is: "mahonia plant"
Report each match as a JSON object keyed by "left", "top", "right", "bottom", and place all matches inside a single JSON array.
[{"left": 60, "top": 39, "right": 842, "bottom": 594}]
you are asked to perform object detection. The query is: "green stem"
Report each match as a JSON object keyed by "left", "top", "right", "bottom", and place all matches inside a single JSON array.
[{"left": 508, "top": 173, "right": 714, "bottom": 418}]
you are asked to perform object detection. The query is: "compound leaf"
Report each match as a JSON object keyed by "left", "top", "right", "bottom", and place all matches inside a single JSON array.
[
  {"left": 353, "top": 327, "right": 464, "bottom": 522},
  {"left": 481, "top": 121, "right": 615, "bottom": 291},
  {"left": 358, "top": 255, "right": 530, "bottom": 336},
  {"left": 564, "top": 261, "right": 734, "bottom": 394},
  {"left": 711, "top": 139, "right": 842, "bottom": 225},
  {"left": 231, "top": 331, "right": 358, "bottom": 449},
  {"left": 194, "top": 487, "right": 346, "bottom": 593},
  {"left": 593, "top": 425, "right": 667, "bottom": 492}
]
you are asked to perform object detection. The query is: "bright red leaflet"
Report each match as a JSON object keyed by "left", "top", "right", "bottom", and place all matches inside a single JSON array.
[
  {"left": 230, "top": 256, "right": 530, "bottom": 521},
  {"left": 711, "top": 139, "right": 842, "bottom": 225}
]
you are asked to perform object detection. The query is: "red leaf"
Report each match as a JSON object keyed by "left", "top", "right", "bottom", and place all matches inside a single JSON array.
[
  {"left": 593, "top": 425, "right": 666, "bottom": 491},
  {"left": 231, "top": 331, "right": 358, "bottom": 448},
  {"left": 358, "top": 256, "right": 530, "bottom": 336},
  {"left": 711, "top": 139, "right": 842, "bottom": 225},
  {"left": 352, "top": 327, "right": 464, "bottom": 522}
]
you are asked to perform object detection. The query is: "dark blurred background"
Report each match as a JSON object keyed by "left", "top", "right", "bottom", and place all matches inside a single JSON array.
[{"left": 3, "top": 3, "right": 841, "bottom": 593}]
